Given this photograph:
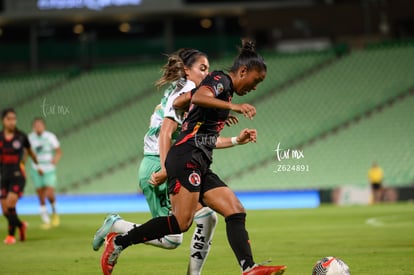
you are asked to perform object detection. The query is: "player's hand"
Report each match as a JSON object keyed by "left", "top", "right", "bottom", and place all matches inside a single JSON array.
[
  {"left": 225, "top": 114, "right": 239, "bottom": 126},
  {"left": 230, "top": 103, "right": 256, "bottom": 120},
  {"left": 51, "top": 158, "right": 58, "bottom": 165},
  {"left": 38, "top": 168, "right": 44, "bottom": 176},
  {"left": 236, "top": 128, "right": 257, "bottom": 145},
  {"left": 149, "top": 170, "right": 167, "bottom": 186}
]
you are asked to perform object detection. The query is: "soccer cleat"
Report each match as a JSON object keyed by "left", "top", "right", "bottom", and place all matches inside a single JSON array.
[
  {"left": 3, "top": 235, "right": 16, "bottom": 245},
  {"left": 101, "top": 233, "right": 123, "bottom": 275},
  {"left": 93, "top": 213, "right": 121, "bottom": 251},
  {"left": 242, "top": 264, "right": 287, "bottom": 275},
  {"left": 19, "top": 221, "right": 28, "bottom": 242},
  {"left": 52, "top": 214, "right": 60, "bottom": 227}
]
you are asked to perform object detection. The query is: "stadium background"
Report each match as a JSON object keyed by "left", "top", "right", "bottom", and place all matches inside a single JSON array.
[{"left": 1, "top": 0, "right": 414, "bottom": 208}]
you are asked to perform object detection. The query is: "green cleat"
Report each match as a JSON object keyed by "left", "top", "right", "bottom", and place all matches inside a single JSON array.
[{"left": 92, "top": 214, "right": 121, "bottom": 251}]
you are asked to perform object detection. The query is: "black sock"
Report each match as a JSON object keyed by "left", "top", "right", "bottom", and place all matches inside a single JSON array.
[
  {"left": 225, "top": 213, "right": 255, "bottom": 271},
  {"left": 6, "top": 208, "right": 22, "bottom": 236},
  {"left": 4, "top": 213, "right": 14, "bottom": 236},
  {"left": 8, "top": 208, "right": 22, "bottom": 226},
  {"left": 115, "top": 215, "right": 181, "bottom": 249}
]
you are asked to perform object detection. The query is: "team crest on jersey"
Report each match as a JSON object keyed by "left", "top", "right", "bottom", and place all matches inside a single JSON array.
[
  {"left": 215, "top": 83, "right": 224, "bottom": 94},
  {"left": 12, "top": 140, "right": 21, "bottom": 149},
  {"left": 188, "top": 172, "right": 201, "bottom": 186}
]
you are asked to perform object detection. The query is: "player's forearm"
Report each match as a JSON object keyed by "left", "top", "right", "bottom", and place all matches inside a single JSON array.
[
  {"left": 54, "top": 148, "right": 62, "bottom": 164},
  {"left": 192, "top": 92, "right": 232, "bottom": 110},
  {"left": 173, "top": 92, "right": 191, "bottom": 109},
  {"left": 215, "top": 136, "right": 238, "bottom": 149},
  {"left": 159, "top": 133, "right": 172, "bottom": 171},
  {"left": 158, "top": 119, "right": 177, "bottom": 170}
]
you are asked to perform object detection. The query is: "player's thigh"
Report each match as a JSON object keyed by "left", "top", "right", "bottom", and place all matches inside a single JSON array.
[
  {"left": 5, "top": 192, "right": 19, "bottom": 207},
  {"left": 203, "top": 187, "right": 245, "bottom": 218},
  {"left": 138, "top": 156, "right": 161, "bottom": 189},
  {"left": 170, "top": 187, "right": 199, "bottom": 232},
  {"left": 142, "top": 183, "right": 170, "bottom": 218},
  {"left": 201, "top": 171, "right": 245, "bottom": 217},
  {"left": 166, "top": 146, "right": 206, "bottom": 230},
  {"left": 44, "top": 171, "right": 57, "bottom": 188},
  {"left": 6, "top": 176, "right": 26, "bottom": 205},
  {"left": 138, "top": 156, "right": 170, "bottom": 217},
  {"left": 30, "top": 167, "right": 45, "bottom": 189}
]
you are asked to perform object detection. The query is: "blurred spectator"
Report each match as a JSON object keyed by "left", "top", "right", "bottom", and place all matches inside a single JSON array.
[{"left": 368, "top": 161, "right": 384, "bottom": 204}]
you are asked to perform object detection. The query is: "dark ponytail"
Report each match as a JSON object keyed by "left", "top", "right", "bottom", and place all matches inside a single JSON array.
[{"left": 229, "top": 39, "right": 266, "bottom": 73}]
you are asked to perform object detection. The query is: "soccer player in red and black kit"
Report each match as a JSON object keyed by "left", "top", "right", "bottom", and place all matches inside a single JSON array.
[
  {"left": 0, "top": 108, "right": 43, "bottom": 244},
  {"left": 101, "top": 40, "right": 287, "bottom": 275}
]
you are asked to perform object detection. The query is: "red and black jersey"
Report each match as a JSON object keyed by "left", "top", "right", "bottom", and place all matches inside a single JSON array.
[
  {"left": 0, "top": 129, "right": 31, "bottom": 177},
  {"left": 175, "top": 71, "right": 233, "bottom": 160}
]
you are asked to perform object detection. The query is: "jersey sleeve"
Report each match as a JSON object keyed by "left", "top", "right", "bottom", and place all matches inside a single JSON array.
[
  {"left": 199, "top": 72, "right": 231, "bottom": 97},
  {"left": 49, "top": 133, "right": 60, "bottom": 149},
  {"left": 164, "top": 80, "right": 196, "bottom": 122}
]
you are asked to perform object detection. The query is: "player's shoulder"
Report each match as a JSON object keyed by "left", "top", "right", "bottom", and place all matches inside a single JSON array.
[
  {"left": 201, "top": 71, "right": 232, "bottom": 96},
  {"left": 44, "top": 131, "right": 59, "bottom": 141},
  {"left": 28, "top": 131, "right": 36, "bottom": 139},
  {"left": 181, "top": 79, "right": 196, "bottom": 92},
  {"left": 15, "top": 129, "right": 28, "bottom": 138},
  {"left": 44, "top": 131, "right": 59, "bottom": 144},
  {"left": 166, "top": 79, "right": 195, "bottom": 103},
  {"left": 205, "top": 71, "right": 231, "bottom": 86}
]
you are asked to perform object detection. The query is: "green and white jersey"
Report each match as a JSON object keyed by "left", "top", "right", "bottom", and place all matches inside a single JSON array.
[
  {"left": 28, "top": 130, "right": 60, "bottom": 172},
  {"left": 143, "top": 78, "right": 195, "bottom": 156}
]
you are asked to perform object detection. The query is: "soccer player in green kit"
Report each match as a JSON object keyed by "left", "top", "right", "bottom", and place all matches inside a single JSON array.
[
  {"left": 93, "top": 48, "right": 218, "bottom": 275},
  {"left": 29, "top": 118, "right": 62, "bottom": 229}
]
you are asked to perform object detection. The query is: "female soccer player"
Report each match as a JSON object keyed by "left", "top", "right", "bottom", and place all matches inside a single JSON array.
[
  {"left": 101, "top": 40, "right": 287, "bottom": 275},
  {"left": 29, "top": 118, "right": 62, "bottom": 228},
  {"left": 0, "top": 108, "right": 43, "bottom": 244},
  {"left": 93, "top": 48, "right": 218, "bottom": 275}
]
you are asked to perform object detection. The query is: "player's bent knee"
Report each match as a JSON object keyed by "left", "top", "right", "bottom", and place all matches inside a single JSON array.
[
  {"left": 227, "top": 201, "right": 245, "bottom": 216},
  {"left": 175, "top": 213, "right": 195, "bottom": 232},
  {"left": 163, "top": 234, "right": 183, "bottom": 249},
  {"left": 179, "top": 219, "right": 193, "bottom": 232},
  {"left": 236, "top": 204, "right": 245, "bottom": 214}
]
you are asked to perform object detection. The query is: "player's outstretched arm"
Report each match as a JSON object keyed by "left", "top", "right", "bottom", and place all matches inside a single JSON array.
[
  {"left": 192, "top": 87, "right": 256, "bottom": 120},
  {"left": 215, "top": 128, "right": 257, "bottom": 149}
]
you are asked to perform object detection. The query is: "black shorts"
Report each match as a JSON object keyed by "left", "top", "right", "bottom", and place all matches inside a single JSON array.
[
  {"left": 165, "top": 144, "right": 227, "bottom": 196},
  {"left": 0, "top": 174, "right": 26, "bottom": 199},
  {"left": 371, "top": 183, "right": 382, "bottom": 190}
]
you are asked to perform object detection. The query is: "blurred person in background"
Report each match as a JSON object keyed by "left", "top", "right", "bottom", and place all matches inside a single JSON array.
[
  {"left": 29, "top": 118, "right": 62, "bottom": 229},
  {"left": 0, "top": 108, "right": 43, "bottom": 244},
  {"left": 93, "top": 48, "right": 219, "bottom": 275},
  {"left": 368, "top": 161, "right": 384, "bottom": 204}
]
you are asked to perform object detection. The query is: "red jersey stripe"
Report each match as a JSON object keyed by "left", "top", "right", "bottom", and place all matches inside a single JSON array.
[{"left": 175, "top": 121, "right": 203, "bottom": 146}]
